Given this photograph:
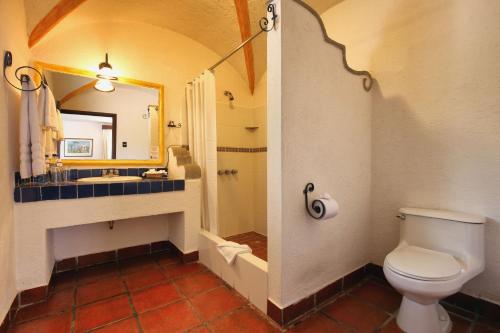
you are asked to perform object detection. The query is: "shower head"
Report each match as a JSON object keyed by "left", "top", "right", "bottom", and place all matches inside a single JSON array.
[{"left": 224, "top": 90, "right": 234, "bottom": 101}]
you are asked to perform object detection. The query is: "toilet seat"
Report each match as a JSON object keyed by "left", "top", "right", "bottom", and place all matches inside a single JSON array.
[{"left": 386, "top": 245, "right": 462, "bottom": 281}]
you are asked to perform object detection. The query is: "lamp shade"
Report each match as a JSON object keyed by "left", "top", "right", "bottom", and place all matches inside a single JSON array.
[
  {"left": 94, "top": 79, "right": 115, "bottom": 92},
  {"left": 96, "top": 53, "right": 117, "bottom": 80}
]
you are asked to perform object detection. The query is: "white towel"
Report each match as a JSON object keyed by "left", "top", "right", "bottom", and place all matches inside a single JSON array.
[
  {"left": 216, "top": 241, "right": 252, "bottom": 265},
  {"left": 38, "top": 85, "right": 62, "bottom": 156},
  {"left": 56, "top": 109, "right": 64, "bottom": 139},
  {"left": 19, "top": 77, "right": 45, "bottom": 178},
  {"left": 39, "top": 84, "right": 58, "bottom": 129}
]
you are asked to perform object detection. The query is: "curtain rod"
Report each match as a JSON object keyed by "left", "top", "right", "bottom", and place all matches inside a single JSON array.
[
  {"left": 208, "top": 29, "right": 266, "bottom": 71},
  {"left": 187, "top": 2, "right": 277, "bottom": 84}
]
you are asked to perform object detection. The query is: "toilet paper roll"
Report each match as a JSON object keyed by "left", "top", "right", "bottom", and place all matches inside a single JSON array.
[{"left": 311, "top": 193, "right": 339, "bottom": 220}]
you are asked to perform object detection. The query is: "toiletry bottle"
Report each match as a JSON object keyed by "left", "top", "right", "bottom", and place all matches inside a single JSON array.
[
  {"left": 44, "top": 155, "right": 50, "bottom": 173},
  {"left": 49, "top": 154, "right": 59, "bottom": 183},
  {"left": 56, "top": 155, "right": 64, "bottom": 183}
]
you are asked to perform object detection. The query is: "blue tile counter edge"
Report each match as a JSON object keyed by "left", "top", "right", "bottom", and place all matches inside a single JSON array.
[
  {"left": 14, "top": 179, "right": 185, "bottom": 203},
  {"left": 14, "top": 168, "right": 157, "bottom": 186}
]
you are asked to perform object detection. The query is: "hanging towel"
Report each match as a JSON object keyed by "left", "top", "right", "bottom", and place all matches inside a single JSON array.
[
  {"left": 38, "top": 84, "right": 62, "bottom": 156},
  {"left": 216, "top": 241, "right": 252, "bottom": 265},
  {"left": 56, "top": 109, "right": 64, "bottom": 139},
  {"left": 19, "top": 76, "right": 44, "bottom": 178},
  {"left": 39, "top": 84, "right": 58, "bottom": 129}
]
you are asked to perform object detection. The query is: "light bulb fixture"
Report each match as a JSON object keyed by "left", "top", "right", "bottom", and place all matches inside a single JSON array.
[
  {"left": 94, "top": 79, "right": 115, "bottom": 92},
  {"left": 96, "top": 53, "right": 117, "bottom": 80}
]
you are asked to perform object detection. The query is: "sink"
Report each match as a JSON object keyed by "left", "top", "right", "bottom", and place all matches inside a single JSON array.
[{"left": 76, "top": 176, "right": 142, "bottom": 183}]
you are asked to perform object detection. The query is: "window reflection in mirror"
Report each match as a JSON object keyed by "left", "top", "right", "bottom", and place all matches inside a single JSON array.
[{"left": 43, "top": 68, "right": 162, "bottom": 162}]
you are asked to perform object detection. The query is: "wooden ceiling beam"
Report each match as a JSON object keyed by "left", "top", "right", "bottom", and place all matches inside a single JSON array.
[
  {"left": 234, "top": 0, "right": 255, "bottom": 94},
  {"left": 59, "top": 80, "right": 97, "bottom": 106},
  {"left": 28, "top": 0, "right": 87, "bottom": 48}
]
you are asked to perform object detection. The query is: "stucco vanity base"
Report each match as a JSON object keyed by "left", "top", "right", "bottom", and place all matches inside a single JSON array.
[{"left": 14, "top": 179, "right": 201, "bottom": 291}]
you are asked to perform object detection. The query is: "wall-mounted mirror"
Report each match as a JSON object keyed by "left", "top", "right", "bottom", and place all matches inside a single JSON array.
[{"left": 36, "top": 62, "right": 164, "bottom": 166}]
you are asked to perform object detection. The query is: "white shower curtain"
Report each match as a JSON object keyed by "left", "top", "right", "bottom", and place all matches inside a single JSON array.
[
  {"left": 186, "top": 70, "right": 218, "bottom": 232},
  {"left": 102, "top": 129, "right": 112, "bottom": 159}
]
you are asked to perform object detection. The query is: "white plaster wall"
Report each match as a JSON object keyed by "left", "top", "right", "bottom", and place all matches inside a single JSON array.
[
  {"left": 268, "top": 0, "right": 372, "bottom": 308},
  {"left": 253, "top": 75, "right": 268, "bottom": 236},
  {"left": 0, "top": 0, "right": 30, "bottom": 320},
  {"left": 53, "top": 215, "right": 169, "bottom": 260},
  {"left": 267, "top": 0, "right": 284, "bottom": 309},
  {"left": 323, "top": 0, "right": 500, "bottom": 304}
]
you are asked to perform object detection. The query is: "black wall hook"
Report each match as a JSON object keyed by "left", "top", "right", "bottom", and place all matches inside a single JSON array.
[
  {"left": 3, "top": 50, "right": 44, "bottom": 91},
  {"left": 303, "top": 182, "right": 326, "bottom": 219}
]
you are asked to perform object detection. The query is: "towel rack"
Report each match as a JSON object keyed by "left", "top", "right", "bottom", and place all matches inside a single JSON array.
[{"left": 3, "top": 50, "right": 45, "bottom": 91}]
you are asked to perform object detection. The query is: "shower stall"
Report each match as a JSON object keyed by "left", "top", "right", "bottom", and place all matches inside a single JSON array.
[{"left": 215, "top": 83, "right": 267, "bottom": 261}]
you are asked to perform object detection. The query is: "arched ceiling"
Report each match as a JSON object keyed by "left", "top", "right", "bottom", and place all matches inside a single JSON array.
[{"left": 24, "top": 0, "right": 344, "bottom": 88}]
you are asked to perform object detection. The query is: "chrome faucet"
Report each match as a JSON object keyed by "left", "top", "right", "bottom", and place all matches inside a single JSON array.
[{"left": 102, "top": 169, "right": 119, "bottom": 177}]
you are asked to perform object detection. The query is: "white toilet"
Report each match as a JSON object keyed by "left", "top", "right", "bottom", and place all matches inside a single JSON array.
[{"left": 383, "top": 208, "right": 485, "bottom": 333}]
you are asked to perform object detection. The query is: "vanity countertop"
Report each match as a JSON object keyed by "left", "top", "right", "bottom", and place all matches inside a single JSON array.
[{"left": 14, "top": 170, "right": 184, "bottom": 203}]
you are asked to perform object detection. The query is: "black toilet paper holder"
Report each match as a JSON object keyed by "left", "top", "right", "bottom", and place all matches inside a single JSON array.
[{"left": 303, "top": 182, "right": 326, "bottom": 219}]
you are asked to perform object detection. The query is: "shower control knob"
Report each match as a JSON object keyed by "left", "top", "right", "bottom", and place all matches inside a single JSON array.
[
  {"left": 231, "top": 169, "right": 238, "bottom": 174},
  {"left": 224, "top": 170, "right": 231, "bottom": 175},
  {"left": 217, "top": 170, "right": 224, "bottom": 175}
]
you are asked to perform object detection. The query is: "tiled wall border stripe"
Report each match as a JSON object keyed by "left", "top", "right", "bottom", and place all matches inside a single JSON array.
[
  {"left": 267, "top": 263, "right": 500, "bottom": 328},
  {"left": 0, "top": 295, "right": 18, "bottom": 333},
  {"left": 267, "top": 265, "right": 366, "bottom": 326},
  {"left": 14, "top": 179, "right": 185, "bottom": 203},
  {"left": 217, "top": 146, "right": 267, "bottom": 153},
  {"left": 53, "top": 241, "right": 198, "bottom": 274}
]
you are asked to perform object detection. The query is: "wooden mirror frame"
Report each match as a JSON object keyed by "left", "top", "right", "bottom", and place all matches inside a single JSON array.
[{"left": 34, "top": 61, "right": 165, "bottom": 167}]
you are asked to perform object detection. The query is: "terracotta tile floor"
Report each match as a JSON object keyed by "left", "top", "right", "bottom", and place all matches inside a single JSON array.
[
  {"left": 8, "top": 253, "right": 279, "bottom": 333},
  {"left": 8, "top": 254, "right": 500, "bottom": 333},
  {"left": 288, "top": 279, "right": 500, "bottom": 333},
  {"left": 224, "top": 231, "right": 268, "bottom": 261}
]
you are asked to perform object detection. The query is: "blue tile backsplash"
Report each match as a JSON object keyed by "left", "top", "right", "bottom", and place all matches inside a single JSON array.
[
  {"left": 110, "top": 183, "right": 124, "bottom": 196},
  {"left": 94, "top": 184, "right": 109, "bottom": 197},
  {"left": 138, "top": 182, "right": 151, "bottom": 194},
  {"left": 41, "top": 186, "right": 59, "bottom": 200},
  {"left": 150, "top": 181, "right": 162, "bottom": 193},
  {"left": 77, "top": 184, "right": 94, "bottom": 198},
  {"left": 124, "top": 182, "right": 138, "bottom": 195},
  {"left": 13, "top": 167, "right": 183, "bottom": 203},
  {"left": 60, "top": 185, "right": 77, "bottom": 199},
  {"left": 77, "top": 169, "right": 92, "bottom": 179},
  {"left": 20, "top": 187, "right": 41, "bottom": 202},
  {"left": 127, "top": 168, "right": 139, "bottom": 176},
  {"left": 163, "top": 180, "right": 174, "bottom": 192}
]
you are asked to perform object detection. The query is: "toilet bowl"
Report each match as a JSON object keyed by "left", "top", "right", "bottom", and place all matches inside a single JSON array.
[{"left": 383, "top": 208, "right": 485, "bottom": 333}]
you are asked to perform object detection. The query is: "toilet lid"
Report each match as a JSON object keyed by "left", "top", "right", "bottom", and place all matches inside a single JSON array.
[{"left": 386, "top": 245, "right": 462, "bottom": 281}]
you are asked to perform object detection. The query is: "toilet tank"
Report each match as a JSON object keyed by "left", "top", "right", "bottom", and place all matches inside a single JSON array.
[{"left": 398, "top": 208, "right": 485, "bottom": 269}]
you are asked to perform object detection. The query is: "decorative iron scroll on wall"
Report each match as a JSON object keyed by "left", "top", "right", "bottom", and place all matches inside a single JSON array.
[
  {"left": 291, "top": 0, "right": 374, "bottom": 91},
  {"left": 208, "top": 2, "right": 278, "bottom": 71},
  {"left": 3, "top": 50, "right": 46, "bottom": 92},
  {"left": 260, "top": 2, "right": 278, "bottom": 32},
  {"left": 303, "top": 182, "right": 327, "bottom": 220}
]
